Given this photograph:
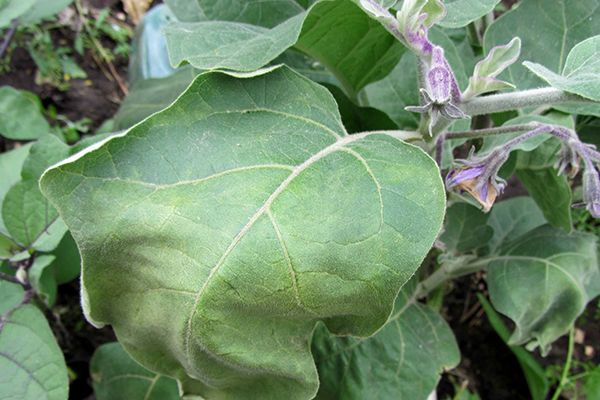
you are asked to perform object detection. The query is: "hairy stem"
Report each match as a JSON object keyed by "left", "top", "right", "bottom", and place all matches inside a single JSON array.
[
  {"left": 444, "top": 122, "right": 540, "bottom": 140},
  {"left": 550, "top": 326, "right": 575, "bottom": 400},
  {"left": 414, "top": 258, "right": 489, "bottom": 299},
  {"left": 460, "top": 87, "right": 593, "bottom": 116}
]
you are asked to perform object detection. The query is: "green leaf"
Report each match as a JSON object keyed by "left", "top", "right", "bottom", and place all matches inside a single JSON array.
[
  {"left": 29, "top": 255, "right": 57, "bottom": 307},
  {"left": 312, "top": 276, "right": 460, "bottom": 400},
  {"left": 524, "top": 35, "right": 600, "bottom": 102},
  {"left": 0, "top": 0, "right": 36, "bottom": 28},
  {"left": 164, "top": 0, "right": 406, "bottom": 99},
  {"left": 516, "top": 168, "right": 572, "bottom": 233},
  {"left": 91, "top": 342, "right": 182, "bottom": 400},
  {"left": 486, "top": 225, "right": 600, "bottom": 355},
  {"left": 40, "top": 66, "right": 445, "bottom": 400},
  {"left": 0, "top": 87, "right": 50, "bottom": 140},
  {"left": 18, "top": 0, "right": 73, "bottom": 24},
  {"left": 438, "top": 0, "right": 502, "bottom": 29},
  {"left": 323, "top": 84, "right": 398, "bottom": 134},
  {"left": 584, "top": 365, "right": 600, "bottom": 399},
  {"left": 2, "top": 136, "right": 70, "bottom": 250},
  {"left": 0, "top": 143, "right": 33, "bottom": 238},
  {"left": 478, "top": 294, "right": 549, "bottom": 400},
  {"left": 163, "top": 0, "right": 206, "bottom": 22},
  {"left": 114, "top": 67, "right": 203, "bottom": 130},
  {"left": 440, "top": 202, "right": 494, "bottom": 253},
  {"left": 483, "top": 0, "right": 600, "bottom": 115},
  {"left": 487, "top": 196, "right": 546, "bottom": 254},
  {"left": 194, "top": 0, "right": 311, "bottom": 28},
  {"left": 49, "top": 232, "right": 81, "bottom": 285},
  {"left": 0, "top": 280, "right": 69, "bottom": 400}
]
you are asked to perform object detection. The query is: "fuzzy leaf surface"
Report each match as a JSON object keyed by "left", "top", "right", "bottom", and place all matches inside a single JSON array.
[
  {"left": 0, "top": 281, "right": 68, "bottom": 400},
  {"left": 40, "top": 66, "right": 445, "bottom": 400},
  {"left": 91, "top": 342, "right": 181, "bottom": 400},
  {"left": 440, "top": 202, "right": 494, "bottom": 253},
  {"left": 487, "top": 225, "right": 600, "bottom": 355},
  {"left": 312, "top": 277, "right": 460, "bottom": 400},
  {"left": 524, "top": 35, "right": 600, "bottom": 102},
  {"left": 438, "top": 0, "right": 502, "bottom": 28}
]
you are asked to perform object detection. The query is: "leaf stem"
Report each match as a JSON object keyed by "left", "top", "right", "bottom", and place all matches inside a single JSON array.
[
  {"left": 460, "top": 87, "right": 594, "bottom": 116},
  {"left": 414, "top": 258, "right": 488, "bottom": 299},
  {"left": 0, "top": 18, "right": 19, "bottom": 60},
  {"left": 444, "top": 122, "right": 540, "bottom": 140},
  {"left": 550, "top": 326, "right": 575, "bottom": 400}
]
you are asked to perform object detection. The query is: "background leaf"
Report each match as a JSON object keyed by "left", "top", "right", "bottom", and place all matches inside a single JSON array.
[
  {"left": 28, "top": 254, "right": 58, "bottom": 307},
  {"left": 40, "top": 66, "right": 445, "bottom": 400},
  {"left": 438, "top": 0, "right": 502, "bottom": 29},
  {"left": 312, "top": 277, "right": 460, "bottom": 400},
  {"left": 486, "top": 225, "right": 600, "bottom": 355},
  {"left": 91, "top": 342, "right": 181, "bottom": 400},
  {"left": 483, "top": 0, "right": 600, "bottom": 116},
  {"left": 440, "top": 202, "right": 494, "bottom": 253},
  {"left": 524, "top": 35, "right": 600, "bottom": 102},
  {"left": 0, "top": 87, "right": 50, "bottom": 140},
  {"left": 0, "top": 143, "right": 33, "bottom": 240},
  {"left": 0, "top": 281, "right": 69, "bottom": 400}
]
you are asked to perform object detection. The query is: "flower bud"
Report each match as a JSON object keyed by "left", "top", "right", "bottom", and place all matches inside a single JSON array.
[{"left": 582, "top": 168, "right": 600, "bottom": 217}]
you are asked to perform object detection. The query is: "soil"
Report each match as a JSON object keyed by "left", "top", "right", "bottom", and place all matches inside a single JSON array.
[{"left": 1, "top": 1, "right": 598, "bottom": 399}]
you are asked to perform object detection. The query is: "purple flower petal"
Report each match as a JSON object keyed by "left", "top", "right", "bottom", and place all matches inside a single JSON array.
[{"left": 446, "top": 166, "right": 485, "bottom": 187}]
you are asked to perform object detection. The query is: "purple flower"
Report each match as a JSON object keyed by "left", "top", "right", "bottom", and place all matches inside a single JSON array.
[
  {"left": 554, "top": 141, "right": 581, "bottom": 178},
  {"left": 445, "top": 147, "right": 510, "bottom": 212},
  {"left": 446, "top": 166, "right": 499, "bottom": 212}
]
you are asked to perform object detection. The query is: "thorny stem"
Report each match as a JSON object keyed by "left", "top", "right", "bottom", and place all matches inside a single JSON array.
[
  {"left": 460, "top": 87, "right": 592, "bottom": 116},
  {"left": 550, "top": 326, "right": 575, "bottom": 400},
  {"left": 0, "top": 18, "right": 19, "bottom": 60}
]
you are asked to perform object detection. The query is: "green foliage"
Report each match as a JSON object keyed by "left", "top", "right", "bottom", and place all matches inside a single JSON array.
[
  {"left": 0, "top": 87, "right": 49, "bottom": 140},
  {"left": 40, "top": 66, "right": 446, "bottom": 399},
  {"left": 0, "top": 280, "right": 69, "bottom": 400},
  {"left": 525, "top": 35, "right": 600, "bottom": 102},
  {"left": 312, "top": 276, "right": 460, "bottom": 399},
  {"left": 0, "top": 0, "right": 72, "bottom": 28},
  {"left": 440, "top": 202, "right": 494, "bottom": 253},
  {"left": 91, "top": 342, "right": 182, "bottom": 400},
  {"left": 438, "top": 0, "right": 502, "bottom": 28}
]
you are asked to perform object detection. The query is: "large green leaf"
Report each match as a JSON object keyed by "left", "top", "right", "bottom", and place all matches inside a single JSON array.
[
  {"left": 0, "top": 281, "right": 69, "bottom": 400},
  {"left": 478, "top": 294, "right": 549, "bottom": 400},
  {"left": 114, "top": 67, "right": 203, "bottom": 130},
  {"left": 0, "top": 87, "right": 50, "bottom": 140},
  {"left": 487, "top": 197, "right": 546, "bottom": 254},
  {"left": 40, "top": 66, "right": 445, "bottom": 399},
  {"left": 440, "top": 202, "right": 494, "bottom": 253},
  {"left": 91, "top": 342, "right": 181, "bottom": 400},
  {"left": 438, "top": 0, "right": 502, "bottom": 28},
  {"left": 18, "top": 0, "right": 72, "bottom": 24},
  {"left": 486, "top": 225, "right": 600, "bottom": 355},
  {"left": 312, "top": 277, "right": 460, "bottom": 400},
  {"left": 483, "top": 0, "right": 600, "bottom": 115},
  {"left": 164, "top": 0, "right": 405, "bottom": 99},
  {"left": 163, "top": 0, "right": 206, "bottom": 22},
  {"left": 524, "top": 35, "right": 600, "bottom": 102}
]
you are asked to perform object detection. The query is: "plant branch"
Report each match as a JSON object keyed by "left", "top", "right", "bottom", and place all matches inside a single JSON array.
[
  {"left": 460, "top": 87, "right": 593, "bottom": 116},
  {"left": 550, "top": 326, "right": 575, "bottom": 400},
  {"left": 414, "top": 257, "right": 489, "bottom": 299},
  {"left": 444, "top": 122, "right": 540, "bottom": 140},
  {"left": 0, "top": 271, "right": 22, "bottom": 285},
  {"left": 0, "top": 18, "right": 19, "bottom": 60}
]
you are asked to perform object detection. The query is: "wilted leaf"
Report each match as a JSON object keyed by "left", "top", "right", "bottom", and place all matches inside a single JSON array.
[
  {"left": 91, "top": 342, "right": 181, "bottom": 400},
  {"left": 40, "top": 66, "right": 445, "bottom": 399},
  {"left": 312, "top": 277, "right": 460, "bottom": 400}
]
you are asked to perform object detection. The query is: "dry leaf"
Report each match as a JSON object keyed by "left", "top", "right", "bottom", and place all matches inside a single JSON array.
[{"left": 122, "top": 0, "right": 151, "bottom": 24}]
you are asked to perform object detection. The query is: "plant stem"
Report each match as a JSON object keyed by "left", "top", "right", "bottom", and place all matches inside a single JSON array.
[
  {"left": 460, "top": 87, "right": 593, "bottom": 116},
  {"left": 414, "top": 258, "right": 488, "bottom": 299},
  {"left": 0, "top": 18, "right": 19, "bottom": 60},
  {"left": 466, "top": 22, "right": 481, "bottom": 47},
  {"left": 0, "top": 271, "right": 22, "bottom": 285},
  {"left": 444, "top": 122, "right": 540, "bottom": 140},
  {"left": 550, "top": 326, "right": 575, "bottom": 400}
]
